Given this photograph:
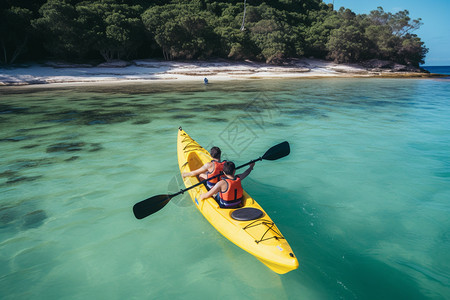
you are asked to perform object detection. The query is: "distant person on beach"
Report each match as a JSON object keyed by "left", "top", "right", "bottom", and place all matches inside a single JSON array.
[
  {"left": 204, "top": 78, "right": 208, "bottom": 84},
  {"left": 182, "top": 146, "right": 224, "bottom": 189},
  {"left": 198, "top": 161, "right": 255, "bottom": 209}
]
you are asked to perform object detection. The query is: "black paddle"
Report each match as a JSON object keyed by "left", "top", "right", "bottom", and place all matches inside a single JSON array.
[{"left": 132, "top": 141, "right": 290, "bottom": 220}]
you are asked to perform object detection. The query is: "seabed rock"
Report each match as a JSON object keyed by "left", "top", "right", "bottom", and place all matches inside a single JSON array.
[{"left": 362, "top": 59, "right": 421, "bottom": 72}]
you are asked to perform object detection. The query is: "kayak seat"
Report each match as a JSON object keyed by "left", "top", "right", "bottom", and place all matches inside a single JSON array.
[{"left": 231, "top": 207, "right": 263, "bottom": 221}]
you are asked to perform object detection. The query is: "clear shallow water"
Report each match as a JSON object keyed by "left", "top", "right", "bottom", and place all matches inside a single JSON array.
[{"left": 1, "top": 78, "right": 449, "bottom": 299}]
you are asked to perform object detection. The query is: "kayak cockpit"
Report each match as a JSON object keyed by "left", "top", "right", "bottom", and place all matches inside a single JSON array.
[{"left": 186, "top": 151, "right": 204, "bottom": 172}]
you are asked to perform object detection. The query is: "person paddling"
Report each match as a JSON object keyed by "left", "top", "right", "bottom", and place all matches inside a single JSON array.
[
  {"left": 182, "top": 146, "right": 225, "bottom": 189},
  {"left": 198, "top": 161, "right": 254, "bottom": 209}
]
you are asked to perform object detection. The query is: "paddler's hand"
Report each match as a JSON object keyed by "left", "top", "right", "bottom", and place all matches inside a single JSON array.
[
  {"left": 182, "top": 172, "right": 190, "bottom": 178},
  {"left": 237, "top": 163, "right": 255, "bottom": 180},
  {"left": 199, "top": 181, "right": 221, "bottom": 201}
]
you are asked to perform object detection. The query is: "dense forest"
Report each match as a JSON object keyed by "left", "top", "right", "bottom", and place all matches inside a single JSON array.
[{"left": 0, "top": 0, "right": 428, "bottom": 66}]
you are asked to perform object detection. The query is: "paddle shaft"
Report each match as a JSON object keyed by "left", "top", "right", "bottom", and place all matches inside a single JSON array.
[{"left": 236, "top": 157, "right": 262, "bottom": 169}]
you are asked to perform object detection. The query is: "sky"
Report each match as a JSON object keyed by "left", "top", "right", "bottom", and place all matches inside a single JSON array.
[{"left": 324, "top": 0, "right": 450, "bottom": 66}]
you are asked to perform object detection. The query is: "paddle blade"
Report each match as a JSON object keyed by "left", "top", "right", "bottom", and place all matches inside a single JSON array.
[
  {"left": 262, "top": 141, "right": 290, "bottom": 161},
  {"left": 133, "top": 194, "right": 172, "bottom": 219}
]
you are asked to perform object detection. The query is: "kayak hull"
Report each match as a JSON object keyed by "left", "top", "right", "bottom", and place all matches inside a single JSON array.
[{"left": 177, "top": 128, "right": 299, "bottom": 274}]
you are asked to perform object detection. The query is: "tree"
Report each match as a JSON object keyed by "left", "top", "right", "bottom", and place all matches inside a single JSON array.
[
  {"left": 33, "top": 0, "right": 145, "bottom": 61},
  {"left": 32, "top": 0, "right": 84, "bottom": 59},
  {"left": 363, "top": 7, "right": 428, "bottom": 66},
  {"left": 304, "top": 7, "right": 338, "bottom": 58},
  {"left": 142, "top": 4, "right": 219, "bottom": 60},
  {"left": 211, "top": 2, "right": 258, "bottom": 60},
  {"left": 76, "top": 1, "right": 144, "bottom": 61},
  {"left": 243, "top": 4, "right": 306, "bottom": 63},
  {"left": 326, "top": 25, "right": 368, "bottom": 63},
  {"left": 397, "top": 34, "right": 428, "bottom": 66},
  {"left": 0, "top": 6, "right": 33, "bottom": 64},
  {"left": 250, "top": 17, "right": 288, "bottom": 63}
]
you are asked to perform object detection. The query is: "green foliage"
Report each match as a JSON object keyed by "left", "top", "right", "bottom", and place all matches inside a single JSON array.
[
  {"left": 32, "top": 0, "right": 83, "bottom": 59},
  {"left": 325, "top": 8, "right": 367, "bottom": 62},
  {"left": 142, "top": 3, "right": 218, "bottom": 60},
  {"left": 326, "top": 25, "right": 368, "bottom": 63},
  {"left": 322, "top": 6, "right": 427, "bottom": 66},
  {"left": 362, "top": 7, "right": 427, "bottom": 66},
  {"left": 0, "top": 0, "right": 429, "bottom": 66},
  {"left": 32, "top": 0, "right": 144, "bottom": 61},
  {"left": 303, "top": 7, "right": 337, "bottom": 58},
  {"left": 76, "top": 1, "right": 144, "bottom": 61},
  {"left": 0, "top": 6, "right": 33, "bottom": 64},
  {"left": 397, "top": 34, "right": 428, "bottom": 66}
]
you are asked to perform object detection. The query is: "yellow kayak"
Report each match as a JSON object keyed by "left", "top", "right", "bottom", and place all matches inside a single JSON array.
[{"left": 177, "top": 128, "right": 299, "bottom": 274}]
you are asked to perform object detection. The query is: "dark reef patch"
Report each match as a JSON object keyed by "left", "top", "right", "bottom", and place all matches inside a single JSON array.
[
  {"left": 0, "top": 136, "right": 33, "bottom": 142},
  {"left": 283, "top": 107, "right": 328, "bottom": 118},
  {"left": 6, "top": 175, "right": 43, "bottom": 184},
  {"left": 128, "top": 103, "right": 157, "bottom": 110},
  {"left": 22, "top": 210, "right": 47, "bottom": 229},
  {"left": 46, "top": 142, "right": 86, "bottom": 153},
  {"left": 88, "top": 120, "right": 107, "bottom": 125},
  {"left": 42, "top": 110, "right": 79, "bottom": 124},
  {"left": 0, "top": 170, "right": 18, "bottom": 178},
  {"left": 10, "top": 159, "right": 53, "bottom": 170},
  {"left": 88, "top": 143, "right": 103, "bottom": 152},
  {"left": 210, "top": 102, "right": 250, "bottom": 112},
  {"left": 0, "top": 204, "right": 48, "bottom": 231},
  {"left": 172, "top": 114, "right": 195, "bottom": 119},
  {"left": 65, "top": 156, "right": 80, "bottom": 162},
  {"left": 21, "top": 144, "right": 40, "bottom": 149},
  {"left": 167, "top": 108, "right": 182, "bottom": 113},
  {"left": 132, "top": 119, "right": 151, "bottom": 125},
  {"left": 16, "top": 125, "right": 53, "bottom": 133},
  {"left": 206, "top": 118, "right": 224, "bottom": 123},
  {"left": 273, "top": 122, "right": 289, "bottom": 127},
  {"left": 41, "top": 109, "right": 138, "bottom": 125},
  {"left": 41, "top": 110, "right": 78, "bottom": 123},
  {"left": 102, "top": 102, "right": 130, "bottom": 108},
  {"left": 0, "top": 105, "right": 31, "bottom": 115},
  {"left": 81, "top": 110, "right": 136, "bottom": 125},
  {"left": 44, "top": 141, "right": 102, "bottom": 154},
  {"left": 0, "top": 206, "right": 18, "bottom": 227}
]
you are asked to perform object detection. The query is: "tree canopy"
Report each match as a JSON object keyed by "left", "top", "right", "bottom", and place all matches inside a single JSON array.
[{"left": 0, "top": 0, "right": 428, "bottom": 66}]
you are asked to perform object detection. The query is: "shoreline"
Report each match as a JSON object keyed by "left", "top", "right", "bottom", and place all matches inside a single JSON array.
[{"left": 0, "top": 58, "right": 445, "bottom": 87}]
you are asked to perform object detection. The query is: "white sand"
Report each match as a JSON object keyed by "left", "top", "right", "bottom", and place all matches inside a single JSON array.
[{"left": 0, "top": 58, "right": 428, "bottom": 86}]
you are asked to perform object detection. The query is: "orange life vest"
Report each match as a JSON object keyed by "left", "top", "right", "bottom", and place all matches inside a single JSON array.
[
  {"left": 206, "top": 160, "right": 225, "bottom": 185},
  {"left": 219, "top": 176, "right": 243, "bottom": 202}
]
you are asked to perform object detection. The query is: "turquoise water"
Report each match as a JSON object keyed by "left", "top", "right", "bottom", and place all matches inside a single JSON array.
[{"left": 1, "top": 78, "right": 449, "bottom": 299}]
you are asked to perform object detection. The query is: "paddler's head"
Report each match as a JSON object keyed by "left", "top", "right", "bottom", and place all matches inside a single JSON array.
[
  {"left": 210, "top": 147, "right": 221, "bottom": 160},
  {"left": 223, "top": 161, "right": 236, "bottom": 176}
]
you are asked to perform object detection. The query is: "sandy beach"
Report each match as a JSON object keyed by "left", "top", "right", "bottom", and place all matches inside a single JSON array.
[{"left": 0, "top": 58, "right": 436, "bottom": 87}]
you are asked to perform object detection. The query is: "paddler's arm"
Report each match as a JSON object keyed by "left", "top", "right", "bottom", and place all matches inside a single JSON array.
[
  {"left": 236, "top": 163, "right": 255, "bottom": 180},
  {"left": 182, "top": 162, "right": 211, "bottom": 178},
  {"left": 198, "top": 181, "right": 223, "bottom": 201}
]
